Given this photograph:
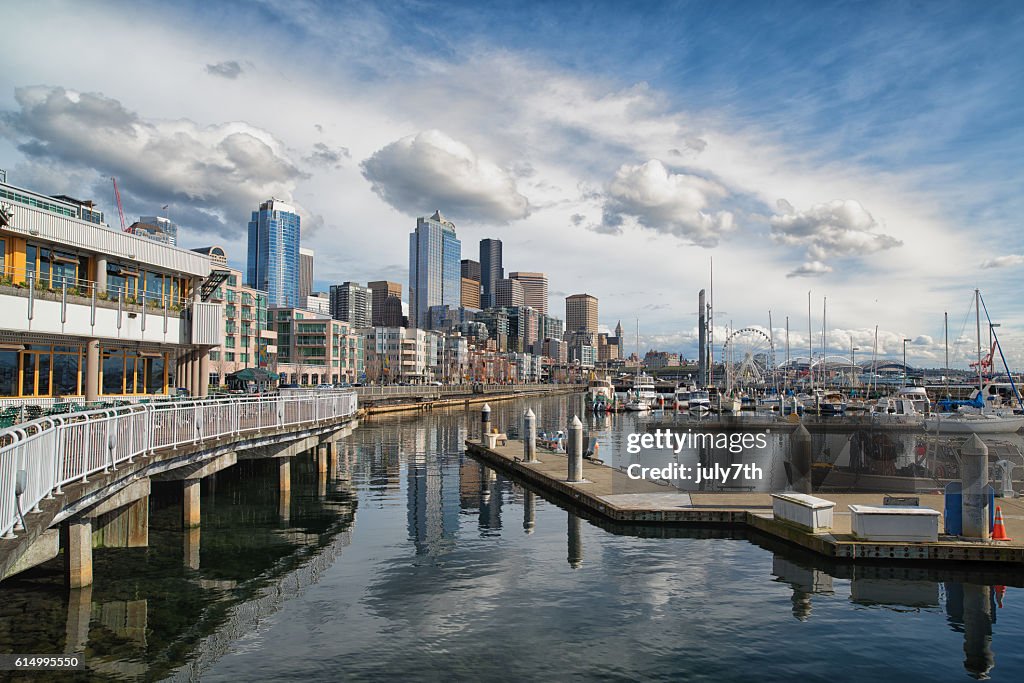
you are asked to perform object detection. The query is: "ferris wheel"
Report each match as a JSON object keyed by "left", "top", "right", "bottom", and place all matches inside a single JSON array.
[{"left": 721, "top": 327, "right": 775, "bottom": 389}]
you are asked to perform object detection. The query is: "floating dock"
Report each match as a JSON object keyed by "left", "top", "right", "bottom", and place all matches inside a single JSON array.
[{"left": 465, "top": 437, "right": 1024, "bottom": 565}]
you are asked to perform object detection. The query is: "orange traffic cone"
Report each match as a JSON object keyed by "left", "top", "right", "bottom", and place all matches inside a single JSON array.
[
  {"left": 992, "top": 506, "right": 1012, "bottom": 541},
  {"left": 994, "top": 585, "right": 1006, "bottom": 608}
]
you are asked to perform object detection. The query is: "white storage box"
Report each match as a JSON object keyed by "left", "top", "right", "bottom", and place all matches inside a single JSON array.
[
  {"left": 849, "top": 505, "right": 940, "bottom": 542},
  {"left": 771, "top": 493, "right": 835, "bottom": 533}
]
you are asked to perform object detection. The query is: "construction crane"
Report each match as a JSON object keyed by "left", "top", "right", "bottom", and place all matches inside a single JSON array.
[
  {"left": 111, "top": 176, "right": 129, "bottom": 232},
  {"left": 969, "top": 340, "right": 997, "bottom": 376}
]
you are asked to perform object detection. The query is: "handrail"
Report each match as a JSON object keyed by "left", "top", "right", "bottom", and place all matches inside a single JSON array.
[{"left": 0, "top": 390, "right": 358, "bottom": 539}]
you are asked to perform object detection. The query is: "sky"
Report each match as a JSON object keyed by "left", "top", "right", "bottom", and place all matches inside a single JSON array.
[{"left": 1, "top": 0, "right": 1023, "bottom": 368}]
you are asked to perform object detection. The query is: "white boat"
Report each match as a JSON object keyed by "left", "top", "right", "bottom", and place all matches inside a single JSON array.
[
  {"left": 674, "top": 384, "right": 696, "bottom": 410},
  {"left": 924, "top": 412, "right": 1024, "bottom": 434},
  {"left": 718, "top": 395, "right": 742, "bottom": 413},
  {"left": 624, "top": 372, "right": 657, "bottom": 411},
  {"left": 585, "top": 376, "right": 616, "bottom": 412},
  {"left": 871, "top": 386, "right": 932, "bottom": 421},
  {"left": 624, "top": 396, "right": 652, "bottom": 412},
  {"left": 688, "top": 390, "right": 711, "bottom": 413}
]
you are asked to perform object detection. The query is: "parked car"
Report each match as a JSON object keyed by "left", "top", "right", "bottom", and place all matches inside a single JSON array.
[{"left": 315, "top": 383, "right": 334, "bottom": 390}]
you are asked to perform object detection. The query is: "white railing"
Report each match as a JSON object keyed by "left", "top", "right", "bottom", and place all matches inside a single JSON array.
[
  {"left": 0, "top": 391, "right": 357, "bottom": 539},
  {"left": 354, "top": 382, "right": 582, "bottom": 399}
]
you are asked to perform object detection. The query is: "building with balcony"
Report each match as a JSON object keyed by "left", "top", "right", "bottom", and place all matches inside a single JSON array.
[
  {"left": 0, "top": 198, "right": 221, "bottom": 403},
  {"left": 362, "top": 326, "right": 443, "bottom": 384},
  {"left": 330, "top": 281, "right": 373, "bottom": 328},
  {"left": 271, "top": 308, "right": 363, "bottom": 385}
]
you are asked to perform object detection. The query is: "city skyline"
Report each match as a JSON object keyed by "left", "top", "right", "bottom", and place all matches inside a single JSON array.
[{"left": 2, "top": 1, "right": 1022, "bottom": 366}]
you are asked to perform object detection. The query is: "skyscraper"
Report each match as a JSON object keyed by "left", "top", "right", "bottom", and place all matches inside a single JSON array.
[
  {"left": 461, "top": 277, "right": 481, "bottom": 309},
  {"left": 461, "top": 259, "right": 481, "bottom": 282},
  {"left": 135, "top": 215, "right": 178, "bottom": 245},
  {"left": 479, "top": 238, "right": 502, "bottom": 309},
  {"left": 509, "top": 271, "right": 548, "bottom": 315},
  {"left": 247, "top": 198, "right": 300, "bottom": 306},
  {"left": 299, "top": 247, "right": 314, "bottom": 300},
  {"left": 495, "top": 277, "right": 525, "bottom": 308},
  {"left": 368, "top": 281, "right": 402, "bottom": 326},
  {"left": 566, "top": 293, "right": 599, "bottom": 335},
  {"left": 330, "top": 282, "right": 373, "bottom": 328},
  {"left": 409, "top": 211, "right": 461, "bottom": 329}
]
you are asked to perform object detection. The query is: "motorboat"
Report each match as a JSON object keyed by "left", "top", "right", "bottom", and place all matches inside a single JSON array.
[
  {"left": 688, "top": 390, "right": 711, "bottom": 413},
  {"left": 924, "top": 412, "right": 1024, "bottom": 434},
  {"left": 585, "top": 376, "right": 616, "bottom": 412}
]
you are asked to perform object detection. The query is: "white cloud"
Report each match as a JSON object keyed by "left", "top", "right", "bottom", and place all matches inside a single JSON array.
[
  {"left": 360, "top": 129, "right": 530, "bottom": 223},
  {"left": 770, "top": 198, "right": 902, "bottom": 263},
  {"left": 599, "top": 160, "right": 734, "bottom": 246},
  {"left": 981, "top": 254, "right": 1024, "bottom": 269},
  {"left": 786, "top": 261, "right": 832, "bottom": 278},
  {"left": 0, "top": 85, "right": 306, "bottom": 237}
]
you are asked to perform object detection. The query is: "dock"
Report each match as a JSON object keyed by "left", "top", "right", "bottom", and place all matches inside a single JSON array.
[{"left": 465, "top": 437, "right": 1024, "bottom": 565}]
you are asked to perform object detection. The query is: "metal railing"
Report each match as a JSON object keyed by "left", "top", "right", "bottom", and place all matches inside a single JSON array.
[
  {"left": 354, "top": 382, "right": 583, "bottom": 399},
  {"left": 0, "top": 391, "right": 357, "bottom": 539}
]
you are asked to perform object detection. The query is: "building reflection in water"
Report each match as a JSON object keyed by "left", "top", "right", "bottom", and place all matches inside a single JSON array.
[{"left": 406, "top": 424, "right": 463, "bottom": 555}]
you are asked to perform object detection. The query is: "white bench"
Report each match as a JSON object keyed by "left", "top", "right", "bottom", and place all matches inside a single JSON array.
[
  {"left": 848, "top": 504, "right": 940, "bottom": 542},
  {"left": 483, "top": 432, "right": 508, "bottom": 449},
  {"left": 771, "top": 493, "right": 835, "bottom": 533}
]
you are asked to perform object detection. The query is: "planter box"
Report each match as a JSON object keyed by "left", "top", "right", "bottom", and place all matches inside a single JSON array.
[
  {"left": 849, "top": 504, "right": 940, "bottom": 542},
  {"left": 771, "top": 493, "right": 835, "bottom": 533}
]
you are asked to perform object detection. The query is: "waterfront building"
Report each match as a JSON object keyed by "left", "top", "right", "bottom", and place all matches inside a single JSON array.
[
  {"left": 645, "top": 350, "right": 681, "bottom": 368},
  {"left": 299, "top": 247, "right": 314, "bottom": 300},
  {"left": 541, "top": 315, "right": 564, "bottom": 342},
  {"left": 506, "top": 306, "right": 541, "bottom": 354},
  {"left": 409, "top": 211, "right": 461, "bottom": 329},
  {"left": 272, "top": 307, "right": 363, "bottom": 384},
  {"left": 0, "top": 197, "right": 221, "bottom": 401},
  {"left": 1, "top": 174, "right": 104, "bottom": 225},
  {"left": 367, "top": 281, "right": 403, "bottom": 326},
  {"left": 509, "top": 271, "right": 548, "bottom": 315},
  {"left": 132, "top": 215, "right": 177, "bottom": 246},
  {"left": 475, "top": 308, "right": 510, "bottom": 352},
  {"left": 247, "top": 198, "right": 301, "bottom": 306},
  {"left": 362, "top": 326, "right": 443, "bottom": 384},
  {"left": 495, "top": 277, "right": 525, "bottom": 308},
  {"left": 330, "top": 281, "right": 373, "bottom": 328},
  {"left": 542, "top": 337, "right": 569, "bottom": 363},
  {"left": 461, "top": 276, "right": 481, "bottom": 309},
  {"left": 193, "top": 248, "right": 277, "bottom": 388},
  {"left": 479, "top": 238, "right": 502, "bottom": 309}
]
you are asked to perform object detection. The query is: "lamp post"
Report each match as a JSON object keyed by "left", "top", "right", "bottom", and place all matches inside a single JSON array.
[{"left": 902, "top": 338, "right": 911, "bottom": 388}]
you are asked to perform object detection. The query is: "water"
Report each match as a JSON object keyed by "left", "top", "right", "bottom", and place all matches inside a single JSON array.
[{"left": 0, "top": 395, "right": 1022, "bottom": 681}]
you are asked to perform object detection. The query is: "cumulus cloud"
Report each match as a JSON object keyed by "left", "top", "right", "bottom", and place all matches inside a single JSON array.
[
  {"left": 205, "top": 60, "right": 244, "bottom": 79},
  {"left": 771, "top": 198, "right": 902, "bottom": 262},
  {"left": 304, "top": 142, "right": 350, "bottom": 168},
  {"left": 599, "top": 160, "right": 734, "bottom": 246},
  {"left": 981, "top": 254, "right": 1024, "bottom": 269},
  {"left": 360, "top": 129, "right": 530, "bottom": 223},
  {"left": 786, "top": 261, "right": 833, "bottom": 278},
  {"left": 0, "top": 85, "right": 305, "bottom": 237}
]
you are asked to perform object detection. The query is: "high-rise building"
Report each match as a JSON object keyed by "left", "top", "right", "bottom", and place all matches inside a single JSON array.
[
  {"left": 509, "top": 271, "right": 548, "bottom": 315},
  {"left": 495, "top": 277, "right": 525, "bottom": 308},
  {"left": 409, "top": 210, "right": 461, "bottom": 329},
  {"left": 133, "top": 215, "right": 178, "bottom": 245},
  {"left": 330, "top": 281, "right": 373, "bottom": 328},
  {"left": 247, "top": 198, "right": 301, "bottom": 307},
  {"left": 368, "top": 281, "right": 403, "bottom": 326},
  {"left": 461, "top": 277, "right": 481, "bottom": 309},
  {"left": 299, "top": 247, "right": 314, "bottom": 300},
  {"left": 566, "top": 293, "right": 599, "bottom": 335},
  {"left": 461, "top": 259, "right": 481, "bottom": 282},
  {"left": 479, "top": 238, "right": 502, "bottom": 309},
  {"left": 615, "top": 320, "right": 625, "bottom": 359}
]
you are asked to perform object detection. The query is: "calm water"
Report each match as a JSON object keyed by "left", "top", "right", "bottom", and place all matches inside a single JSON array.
[{"left": 0, "top": 395, "right": 1022, "bottom": 681}]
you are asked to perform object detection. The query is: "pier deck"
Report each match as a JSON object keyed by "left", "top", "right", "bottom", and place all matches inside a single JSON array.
[{"left": 466, "top": 438, "right": 1024, "bottom": 565}]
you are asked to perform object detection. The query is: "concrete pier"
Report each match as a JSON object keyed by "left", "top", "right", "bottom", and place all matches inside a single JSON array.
[
  {"left": 465, "top": 437, "right": 1024, "bottom": 566},
  {"left": 567, "top": 415, "right": 584, "bottom": 483},
  {"left": 184, "top": 527, "right": 200, "bottom": 570},
  {"left": 961, "top": 435, "right": 990, "bottom": 540},
  {"left": 63, "top": 518, "right": 93, "bottom": 588},
  {"left": 183, "top": 480, "right": 201, "bottom": 528},
  {"left": 279, "top": 458, "right": 292, "bottom": 493},
  {"left": 523, "top": 409, "right": 537, "bottom": 463}
]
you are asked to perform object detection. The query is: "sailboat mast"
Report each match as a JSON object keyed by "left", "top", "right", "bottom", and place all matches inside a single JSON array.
[
  {"left": 807, "top": 291, "right": 813, "bottom": 391},
  {"left": 709, "top": 257, "right": 714, "bottom": 387},
  {"left": 976, "top": 289, "right": 982, "bottom": 392},
  {"left": 944, "top": 311, "right": 950, "bottom": 399},
  {"left": 785, "top": 315, "right": 791, "bottom": 390}
]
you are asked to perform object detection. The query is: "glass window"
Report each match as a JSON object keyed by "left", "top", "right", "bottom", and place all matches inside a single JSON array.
[
  {"left": 0, "top": 350, "right": 17, "bottom": 396},
  {"left": 102, "top": 351, "right": 125, "bottom": 395},
  {"left": 52, "top": 352, "right": 79, "bottom": 395}
]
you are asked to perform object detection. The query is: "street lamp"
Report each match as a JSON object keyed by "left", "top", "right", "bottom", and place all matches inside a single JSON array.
[{"left": 902, "top": 338, "right": 911, "bottom": 387}]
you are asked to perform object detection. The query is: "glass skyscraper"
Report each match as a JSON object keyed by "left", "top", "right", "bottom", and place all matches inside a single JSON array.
[
  {"left": 409, "top": 211, "right": 461, "bottom": 329},
  {"left": 479, "top": 238, "right": 503, "bottom": 309},
  {"left": 247, "top": 199, "right": 301, "bottom": 307}
]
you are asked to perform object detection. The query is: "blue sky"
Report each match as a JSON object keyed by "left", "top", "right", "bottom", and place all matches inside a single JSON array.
[{"left": 2, "top": 0, "right": 1023, "bottom": 366}]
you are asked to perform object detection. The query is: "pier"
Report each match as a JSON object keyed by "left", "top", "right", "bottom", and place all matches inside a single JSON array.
[{"left": 465, "top": 435, "right": 1024, "bottom": 565}]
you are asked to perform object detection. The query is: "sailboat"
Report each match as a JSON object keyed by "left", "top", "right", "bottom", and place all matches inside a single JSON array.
[{"left": 924, "top": 290, "right": 1024, "bottom": 434}]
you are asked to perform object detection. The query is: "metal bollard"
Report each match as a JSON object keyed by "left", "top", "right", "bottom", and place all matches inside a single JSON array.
[
  {"left": 523, "top": 408, "right": 537, "bottom": 463},
  {"left": 481, "top": 403, "right": 491, "bottom": 441},
  {"left": 961, "top": 434, "right": 990, "bottom": 540},
  {"left": 567, "top": 415, "right": 584, "bottom": 482}
]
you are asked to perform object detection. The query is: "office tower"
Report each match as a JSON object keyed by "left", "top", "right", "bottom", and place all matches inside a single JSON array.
[
  {"left": 134, "top": 215, "right": 178, "bottom": 245},
  {"left": 461, "top": 259, "right": 481, "bottom": 282},
  {"left": 379, "top": 295, "right": 404, "bottom": 327},
  {"left": 330, "top": 281, "right": 373, "bottom": 328},
  {"left": 566, "top": 293, "right": 599, "bottom": 335},
  {"left": 247, "top": 198, "right": 301, "bottom": 306},
  {"left": 479, "top": 238, "right": 502, "bottom": 309},
  {"left": 409, "top": 210, "right": 461, "bottom": 329},
  {"left": 367, "top": 281, "right": 403, "bottom": 326},
  {"left": 495, "top": 277, "right": 525, "bottom": 308},
  {"left": 299, "top": 247, "right": 314, "bottom": 299},
  {"left": 508, "top": 271, "right": 548, "bottom": 315},
  {"left": 461, "top": 277, "right": 481, "bottom": 309},
  {"left": 615, "top": 320, "right": 625, "bottom": 358}
]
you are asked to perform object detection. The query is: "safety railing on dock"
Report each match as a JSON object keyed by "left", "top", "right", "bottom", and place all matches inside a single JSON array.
[
  {"left": 354, "top": 383, "right": 583, "bottom": 400},
  {"left": 0, "top": 391, "right": 357, "bottom": 539}
]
